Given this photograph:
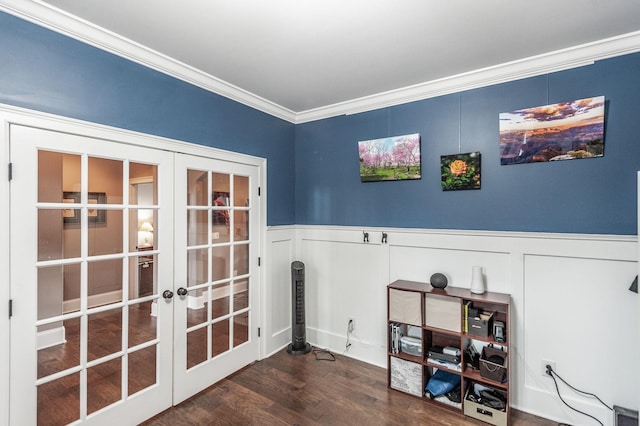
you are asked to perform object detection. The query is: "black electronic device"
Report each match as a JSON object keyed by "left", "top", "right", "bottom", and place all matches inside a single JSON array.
[
  {"left": 287, "top": 261, "right": 312, "bottom": 355},
  {"left": 430, "top": 273, "right": 448, "bottom": 289},
  {"left": 428, "top": 346, "right": 461, "bottom": 364},
  {"left": 614, "top": 405, "right": 638, "bottom": 426},
  {"left": 493, "top": 321, "right": 505, "bottom": 343}
]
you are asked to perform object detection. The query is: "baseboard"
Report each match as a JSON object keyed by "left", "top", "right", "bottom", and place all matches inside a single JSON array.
[
  {"left": 187, "top": 294, "right": 205, "bottom": 310},
  {"left": 188, "top": 282, "right": 249, "bottom": 310},
  {"left": 306, "top": 327, "right": 387, "bottom": 369},
  {"left": 63, "top": 290, "right": 123, "bottom": 313},
  {"left": 267, "top": 327, "right": 291, "bottom": 357},
  {"left": 36, "top": 325, "right": 66, "bottom": 350}
]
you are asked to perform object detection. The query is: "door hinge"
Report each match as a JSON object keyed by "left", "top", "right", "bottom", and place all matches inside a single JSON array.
[
  {"left": 8, "top": 299, "right": 13, "bottom": 318},
  {"left": 8, "top": 162, "right": 12, "bottom": 181},
  {"left": 258, "top": 327, "right": 261, "bottom": 337}
]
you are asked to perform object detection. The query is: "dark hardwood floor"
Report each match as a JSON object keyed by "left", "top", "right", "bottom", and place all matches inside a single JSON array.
[{"left": 141, "top": 348, "right": 556, "bottom": 426}]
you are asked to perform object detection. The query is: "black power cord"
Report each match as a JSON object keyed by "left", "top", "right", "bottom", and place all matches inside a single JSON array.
[
  {"left": 546, "top": 364, "right": 612, "bottom": 426},
  {"left": 312, "top": 347, "right": 336, "bottom": 361},
  {"left": 344, "top": 319, "right": 353, "bottom": 354}
]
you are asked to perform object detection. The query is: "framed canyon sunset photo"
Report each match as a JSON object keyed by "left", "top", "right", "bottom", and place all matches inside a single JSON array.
[{"left": 499, "top": 96, "right": 605, "bottom": 165}]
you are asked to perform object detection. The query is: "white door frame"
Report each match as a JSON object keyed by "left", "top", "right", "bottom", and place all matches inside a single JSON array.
[
  {"left": 0, "top": 103, "right": 267, "bottom": 424},
  {"left": 0, "top": 110, "right": 11, "bottom": 426}
]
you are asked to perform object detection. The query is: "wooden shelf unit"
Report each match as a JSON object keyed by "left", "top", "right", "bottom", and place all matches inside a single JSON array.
[{"left": 387, "top": 279, "right": 511, "bottom": 425}]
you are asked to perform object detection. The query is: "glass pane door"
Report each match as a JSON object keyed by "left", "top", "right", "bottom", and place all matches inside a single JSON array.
[
  {"left": 10, "top": 125, "right": 174, "bottom": 425},
  {"left": 173, "top": 154, "right": 260, "bottom": 404}
]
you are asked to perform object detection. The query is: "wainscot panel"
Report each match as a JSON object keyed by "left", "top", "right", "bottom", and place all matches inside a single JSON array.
[
  {"left": 265, "top": 225, "right": 637, "bottom": 426},
  {"left": 265, "top": 227, "right": 297, "bottom": 357}
]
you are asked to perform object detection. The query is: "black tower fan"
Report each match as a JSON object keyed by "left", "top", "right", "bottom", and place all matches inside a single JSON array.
[{"left": 287, "top": 261, "right": 312, "bottom": 355}]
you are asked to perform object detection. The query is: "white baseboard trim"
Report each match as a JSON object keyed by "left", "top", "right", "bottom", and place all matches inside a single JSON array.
[
  {"left": 187, "top": 294, "right": 205, "bottom": 310},
  {"left": 267, "top": 327, "right": 291, "bottom": 357},
  {"left": 37, "top": 325, "right": 66, "bottom": 350},
  {"left": 63, "top": 290, "right": 123, "bottom": 313},
  {"left": 188, "top": 282, "right": 249, "bottom": 310},
  {"left": 306, "top": 327, "right": 387, "bottom": 369}
]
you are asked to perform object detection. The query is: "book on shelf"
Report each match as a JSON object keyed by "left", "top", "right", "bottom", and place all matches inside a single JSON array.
[
  {"left": 463, "top": 300, "right": 472, "bottom": 333},
  {"left": 389, "top": 323, "right": 403, "bottom": 354}
]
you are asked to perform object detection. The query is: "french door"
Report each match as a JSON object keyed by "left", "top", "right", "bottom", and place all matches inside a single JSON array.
[
  {"left": 173, "top": 154, "right": 260, "bottom": 404},
  {"left": 8, "top": 123, "right": 261, "bottom": 425}
]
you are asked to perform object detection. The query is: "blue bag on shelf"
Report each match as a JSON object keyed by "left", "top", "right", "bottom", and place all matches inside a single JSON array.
[{"left": 425, "top": 369, "right": 461, "bottom": 397}]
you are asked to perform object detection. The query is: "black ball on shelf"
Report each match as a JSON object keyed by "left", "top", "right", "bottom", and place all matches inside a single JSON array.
[{"left": 430, "top": 273, "right": 448, "bottom": 289}]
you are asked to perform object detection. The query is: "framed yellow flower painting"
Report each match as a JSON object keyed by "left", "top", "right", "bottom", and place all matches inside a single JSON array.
[{"left": 440, "top": 152, "right": 481, "bottom": 191}]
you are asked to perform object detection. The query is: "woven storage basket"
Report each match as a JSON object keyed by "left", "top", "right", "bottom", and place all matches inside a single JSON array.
[{"left": 479, "top": 345, "right": 507, "bottom": 383}]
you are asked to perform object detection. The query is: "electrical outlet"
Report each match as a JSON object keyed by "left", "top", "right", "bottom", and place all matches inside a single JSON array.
[
  {"left": 541, "top": 359, "right": 556, "bottom": 377},
  {"left": 347, "top": 317, "right": 356, "bottom": 333}
]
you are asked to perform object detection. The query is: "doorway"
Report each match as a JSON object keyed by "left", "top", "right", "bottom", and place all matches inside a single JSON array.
[{"left": 7, "top": 121, "right": 263, "bottom": 425}]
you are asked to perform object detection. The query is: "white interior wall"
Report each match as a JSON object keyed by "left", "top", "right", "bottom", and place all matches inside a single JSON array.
[
  {"left": 302, "top": 234, "right": 389, "bottom": 363},
  {"left": 523, "top": 255, "right": 637, "bottom": 423},
  {"left": 265, "top": 225, "right": 638, "bottom": 426}
]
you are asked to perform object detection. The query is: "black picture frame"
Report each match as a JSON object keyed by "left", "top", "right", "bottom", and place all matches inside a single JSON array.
[
  {"left": 212, "top": 191, "right": 230, "bottom": 225},
  {"left": 440, "top": 152, "right": 481, "bottom": 191},
  {"left": 63, "top": 191, "right": 107, "bottom": 224}
]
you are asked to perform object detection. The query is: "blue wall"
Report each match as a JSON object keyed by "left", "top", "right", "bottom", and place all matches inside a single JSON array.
[
  {"left": 295, "top": 53, "right": 640, "bottom": 235},
  {"left": 1, "top": 12, "right": 639, "bottom": 234},
  {"left": 0, "top": 11, "right": 296, "bottom": 225}
]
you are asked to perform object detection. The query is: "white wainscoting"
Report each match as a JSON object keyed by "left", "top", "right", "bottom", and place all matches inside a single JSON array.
[
  {"left": 265, "top": 225, "right": 638, "bottom": 426},
  {"left": 264, "top": 226, "right": 297, "bottom": 356}
]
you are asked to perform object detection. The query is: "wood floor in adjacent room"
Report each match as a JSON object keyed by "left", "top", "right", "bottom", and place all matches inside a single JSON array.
[{"left": 142, "top": 348, "right": 556, "bottom": 426}]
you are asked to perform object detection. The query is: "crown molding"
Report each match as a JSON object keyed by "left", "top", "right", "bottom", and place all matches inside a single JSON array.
[
  {"left": 2, "top": 1, "right": 640, "bottom": 125},
  {"left": 296, "top": 30, "right": 640, "bottom": 123},
  {"left": 0, "top": 0, "right": 298, "bottom": 123}
]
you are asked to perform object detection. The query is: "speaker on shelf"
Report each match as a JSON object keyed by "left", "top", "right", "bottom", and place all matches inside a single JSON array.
[{"left": 430, "top": 273, "right": 448, "bottom": 289}]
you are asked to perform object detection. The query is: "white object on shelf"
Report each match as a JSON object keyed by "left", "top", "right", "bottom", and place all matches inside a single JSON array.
[
  {"left": 400, "top": 336, "right": 422, "bottom": 356},
  {"left": 470, "top": 265, "right": 485, "bottom": 294}
]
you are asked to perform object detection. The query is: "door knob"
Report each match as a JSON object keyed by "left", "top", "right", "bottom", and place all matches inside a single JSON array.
[
  {"left": 162, "top": 290, "right": 174, "bottom": 299},
  {"left": 177, "top": 287, "right": 188, "bottom": 296}
]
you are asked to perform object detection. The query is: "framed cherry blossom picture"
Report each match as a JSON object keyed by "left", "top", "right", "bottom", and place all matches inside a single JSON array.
[{"left": 358, "top": 133, "right": 421, "bottom": 182}]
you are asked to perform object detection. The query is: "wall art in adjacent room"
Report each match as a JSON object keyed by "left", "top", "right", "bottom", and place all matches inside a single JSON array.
[
  {"left": 62, "top": 191, "right": 107, "bottom": 224},
  {"left": 358, "top": 133, "right": 421, "bottom": 182},
  {"left": 499, "top": 96, "right": 605, "bottom": 165},
  {"left": 213, "top": 191, "right": 230, "bottom": 225},
  {"left": 440, "top": 152, "right": 481, "bottom": 191}
]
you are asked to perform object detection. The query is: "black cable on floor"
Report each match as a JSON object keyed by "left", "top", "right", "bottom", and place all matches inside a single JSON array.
[{"left": 312, "top": 348, "right": 336, "bottom": 361}]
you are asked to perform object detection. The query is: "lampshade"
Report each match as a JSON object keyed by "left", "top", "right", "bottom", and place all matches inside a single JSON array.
[{"left": 139, "top": 221, "right": 154, "bottom": 232}]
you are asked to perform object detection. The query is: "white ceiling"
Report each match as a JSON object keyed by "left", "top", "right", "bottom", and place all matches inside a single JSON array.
[{"left": 4, "top": 0, "right": 640, "bottom": 122}]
